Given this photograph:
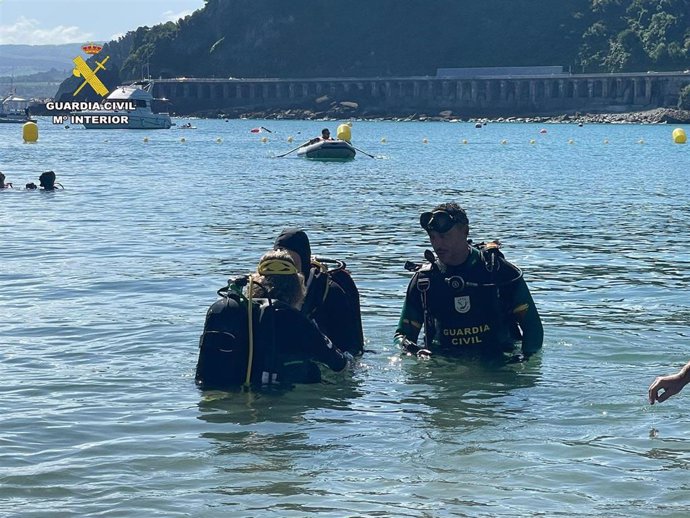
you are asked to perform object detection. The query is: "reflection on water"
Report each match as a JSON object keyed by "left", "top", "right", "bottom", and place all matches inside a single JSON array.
[
  {"left": 400, "top": 356, "right": 543, "bottom": 427},
  {"left": 197, "top": 375, "right": 365, "bottom": 427}
]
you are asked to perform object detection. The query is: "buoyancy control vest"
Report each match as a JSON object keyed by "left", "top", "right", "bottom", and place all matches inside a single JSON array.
[
  {"left": 329, "top": 266, "right": 365, "bottom": 350},
  {"left": 195, "top": 274, "right": 347, "bottom": 389},
  {"left": 405, "top": 241, "right": 523, "bottom": 351},
  {"left": 195, "top": 288, "right": 280, "bottom": 389},
  {"left": 302, "top": 257, "right": 365, "bottom": 353}
]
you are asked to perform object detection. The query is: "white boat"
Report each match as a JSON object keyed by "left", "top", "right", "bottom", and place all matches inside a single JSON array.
[
  {"left": 75, "top": 84, "right": 172, "bottom": 129},
  {"left": 297, "top": 139, "right": 356, "bottom": 161},
  {"left": 0, "top": 94, "right": 36, "bottom": 124}
]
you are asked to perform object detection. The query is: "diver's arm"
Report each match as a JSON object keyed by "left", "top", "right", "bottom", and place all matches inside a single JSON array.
[
  {"left": 301, "top": 316, "right": 349, "bottom": 372},
  {"left": 319, "top": 337, "right": 349, "bottom": 372},
  {"left": 394, "top": 277, "right": 430, "bottom": 357},
  {"left": 510, "top": 278, "right": 543, "bottom": 357}
]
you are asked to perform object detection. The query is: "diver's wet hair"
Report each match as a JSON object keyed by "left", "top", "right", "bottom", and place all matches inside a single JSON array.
[{"left": 249, "top": 250, "right": 305, "bottom": 308}]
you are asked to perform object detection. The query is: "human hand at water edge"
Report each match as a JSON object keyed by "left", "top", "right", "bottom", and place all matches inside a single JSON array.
[{"left": 649, "top": 361, "right": 690, "bottom": 404}]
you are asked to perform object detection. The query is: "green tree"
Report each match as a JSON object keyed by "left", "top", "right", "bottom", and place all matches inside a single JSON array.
[{"left": 578, "top": 0, "right": 690, "bottom": 72}]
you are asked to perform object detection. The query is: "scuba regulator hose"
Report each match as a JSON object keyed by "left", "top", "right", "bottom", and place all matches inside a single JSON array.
[
  {"left": 405, "top": 247, "right": 523, "bottom": 291},
  {"left": 218, "top": 274, "right": 256, "bottom": 388},
  {"left": 245, "top": 276, "right": 255, "bottom": 388}
]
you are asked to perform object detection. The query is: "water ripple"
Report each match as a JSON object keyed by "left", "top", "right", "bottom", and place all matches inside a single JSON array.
[{"left": 1, "top": 120, "right": 689, "bottom": 516}]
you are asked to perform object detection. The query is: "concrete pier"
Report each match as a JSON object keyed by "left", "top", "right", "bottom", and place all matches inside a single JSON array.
[{"left": 147, "top": 72, "right": 690, "bottom": 117}]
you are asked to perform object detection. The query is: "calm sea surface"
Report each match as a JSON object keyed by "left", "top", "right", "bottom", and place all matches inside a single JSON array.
[{"left": 1, "top": 117, "right": 689, "bottom": 517}]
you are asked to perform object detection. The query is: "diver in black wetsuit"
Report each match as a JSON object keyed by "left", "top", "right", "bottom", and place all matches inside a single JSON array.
[
  {"left": 195, "top": 250, "right": 350, "bottom": 389},
  {"left": 395, "top": 202, "right": 543, "bottom": 362},
  {"left": 274, "top": 228, "right": 364, "bottom": 356}
]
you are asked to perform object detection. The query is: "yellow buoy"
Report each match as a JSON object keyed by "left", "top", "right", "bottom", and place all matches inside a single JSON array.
[
  {"left": 529, "top": 139, "right": 536, "bottom": 144},
  {"left": 381, "top": 137, "right": 387, "bottom": 144},
  {"left": 143, "top": 137, "right": 149, "bottom": 143},
  {"left": 638, "top": 139, "right": 645, "bottom": 145},
  {"left": 672, "top": 128, "right": 687, "bottom": 144},
  {"left": 337, "top": 124, "right": 351, "bottom": 142},
  {"left": 603, "top": 139, "right": 609, "bottom": 144},
  {"left": 261, "top": 136, "right": 268, "bottom": 143},
  {"left": 216, "top": 138, "right": 222, "bottom": 144},
  {"left": 568, "top": 139, "right": 574, "bottom": 144},
  {"left": 500, "top": 139, "right": 508, "bottom": 145},
  {"left": 22, "top": 121, "right": 38, "bottom": 143},
  {"left": 287, "top": 136, "right": 294, "bottom": 143},
  {"left": 462, "top": 139, "right": 468, "bottom": 145}
]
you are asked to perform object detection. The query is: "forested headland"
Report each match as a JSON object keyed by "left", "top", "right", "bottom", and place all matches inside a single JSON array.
[
  {"left": 70, "top": 2, "right": 690, "bottom": 79},
  {"left": 55, "top": 0, "right": 690, "bottom": 110}
]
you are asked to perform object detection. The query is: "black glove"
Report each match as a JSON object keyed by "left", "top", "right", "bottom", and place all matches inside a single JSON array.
[
  {"left": 400, "top": 337, "right": 418, "bottom": 354},
  {"left": 400, "top": 338, "right": 432, "bottom": 359}
]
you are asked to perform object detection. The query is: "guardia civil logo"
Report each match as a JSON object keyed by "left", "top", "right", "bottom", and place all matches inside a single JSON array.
[
  {"left": 48, "top": 42, "right": 134, "bottom": 126},
  {"left": 454, "top": 296, "right": 471, "bottom": 314},
  {"left": 72, "top": 43, "right": 110, "bottom": 97}
]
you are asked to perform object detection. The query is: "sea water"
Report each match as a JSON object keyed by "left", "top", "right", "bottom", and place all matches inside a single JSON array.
[{"left": 1, "top": 118, "right": 689, "bottom": 517}]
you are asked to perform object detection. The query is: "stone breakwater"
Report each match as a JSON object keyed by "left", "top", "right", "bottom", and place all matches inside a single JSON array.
[
  {"left": 539, "top": 108, "right": 690, "bottom": 125},
  {"left": 149, "top": 71, "right": 690, "bottom": 119},
  {"left": 192, "top": 106, "right": 690, "bottom": 124}
]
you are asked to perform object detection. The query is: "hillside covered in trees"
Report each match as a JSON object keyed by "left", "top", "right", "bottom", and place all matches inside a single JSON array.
[{"left": 58, "top": 0, "right": 690, "bottom": 99}]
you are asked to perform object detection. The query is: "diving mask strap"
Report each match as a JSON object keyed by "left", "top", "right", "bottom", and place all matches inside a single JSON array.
[{"left": 258, "top": 258, "right": 298, "bottom": 276}]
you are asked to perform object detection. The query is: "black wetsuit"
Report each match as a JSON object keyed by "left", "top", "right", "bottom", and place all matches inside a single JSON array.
[
  {"left": 266, "top": 302, "right": 349, "bottom": 384},
  {"left": 196, "top": 297, "right": 348, "bottom": 389},
  {"left": 273, "top": 228, "right": 364, "bottom": 355},
  {"left": 306, "top": 269, "right": 364, "bottom": 356}
]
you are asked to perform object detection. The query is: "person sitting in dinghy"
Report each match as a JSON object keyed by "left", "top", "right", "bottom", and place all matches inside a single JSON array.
[{"left": 307, "top": 128, "right": 333, "bottom": 145}]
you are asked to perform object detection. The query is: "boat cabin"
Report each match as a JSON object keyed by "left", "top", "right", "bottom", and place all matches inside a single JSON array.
[{"left": 1, "top": 95, "right": 31, "bottom": 114}]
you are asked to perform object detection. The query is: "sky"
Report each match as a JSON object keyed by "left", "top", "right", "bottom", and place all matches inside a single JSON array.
[{"left": 0, "top": 0, "right": 206, "bottom": 45}]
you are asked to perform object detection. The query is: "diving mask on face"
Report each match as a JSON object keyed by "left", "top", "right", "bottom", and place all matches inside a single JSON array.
[{"left": 419, "top": 210, "right": 466, "bottom": 233}]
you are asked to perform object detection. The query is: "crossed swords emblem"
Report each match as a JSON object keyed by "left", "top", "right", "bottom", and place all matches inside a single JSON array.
[{"left": 72, "top": 55, "right": 110, "bottom": 97}]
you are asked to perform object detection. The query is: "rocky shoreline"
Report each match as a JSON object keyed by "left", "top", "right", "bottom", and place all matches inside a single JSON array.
[{"left": 189, "top": 106, "right": 690, "bottom": 125}]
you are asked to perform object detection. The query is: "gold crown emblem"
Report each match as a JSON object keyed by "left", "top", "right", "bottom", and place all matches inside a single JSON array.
[{"left": 82, "top": 43, "right": 103, "bottom": 55}]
